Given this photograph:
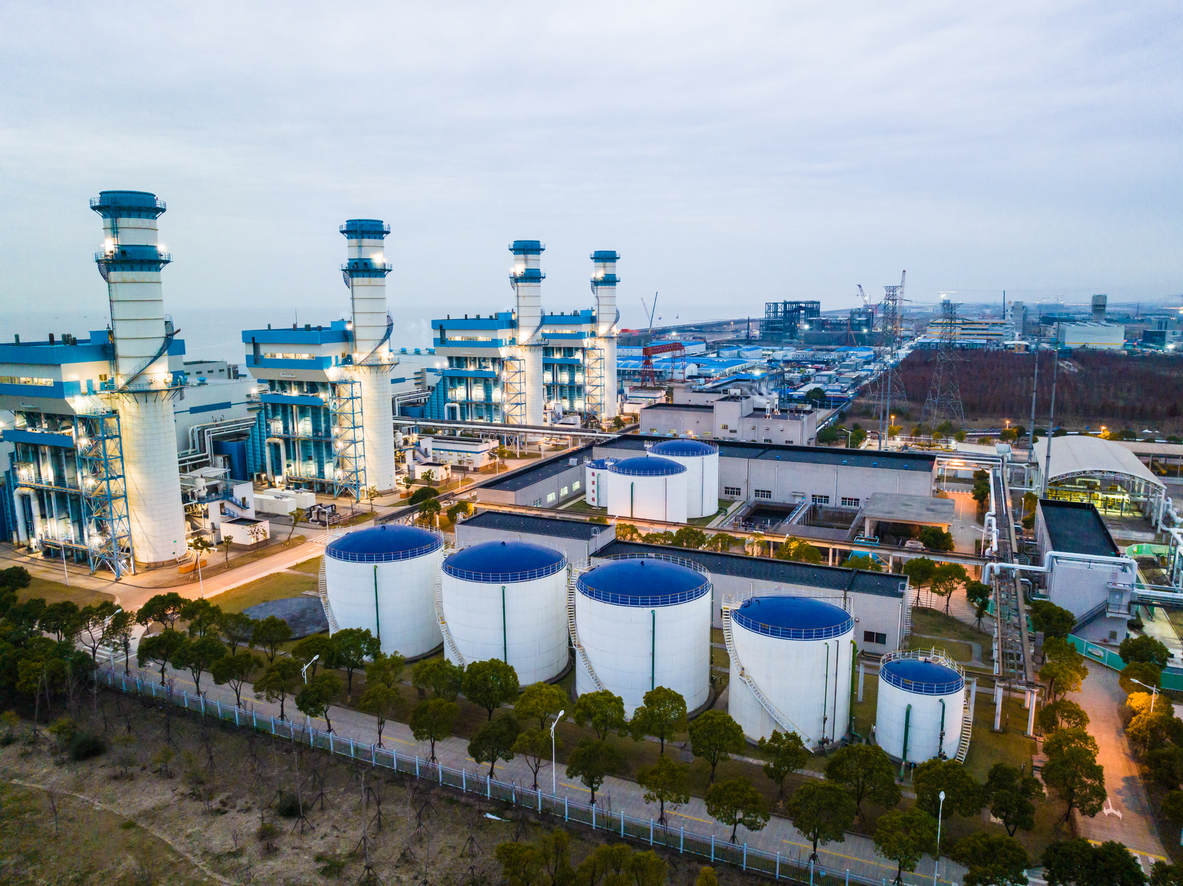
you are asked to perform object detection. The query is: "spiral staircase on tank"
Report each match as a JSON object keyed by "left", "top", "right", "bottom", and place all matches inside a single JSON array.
[
  {"left": 433, "top": 543, "right": 466, "bottom": 667},
  {"left": 566, "top": 563, "right": 605, "bottom": 692},
  {"left": 317, "top": 558, "right": 340, "bottom": 634}
]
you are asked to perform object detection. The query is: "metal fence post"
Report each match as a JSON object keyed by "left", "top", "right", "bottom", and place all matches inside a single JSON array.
[
  {"left": 711, "top": 834, "right": 715, "bottom": 862},
  {"left": 680, "top": 827, "right": 684, "bottom": 853},
  {"left": 776, "top": 851, "right": 780, "bottom": 879},
  {"left": 329, "top": 734, "right": 334, "bottom": 754},
  {"left": 620, "top": 811, "right": 624, "bottom": 837},
  {"left": 487, "top": 774, "right": 491, "bottom": 799},
  {"left": 844, "top": 870, "right": 850, "bottom": 886},
  {"left": 200, "top": 695, "right": 205, "bottom": 715},
  {"left": 592, "top": 804, "right": 596, "bottom": 830},
  {"left": 271, "top": 715, "right": 276, "bottom": 734},
  {"left": 743, "top": 843, "right": 747, "bottom": 870},
  {"left": 415, "top": 756, "right": 420, "bottom": 778},
  {"left": 649, "top": 819, "right": 653, "bottom": 845},
  {"left": 439, "top": 763, "right": 443, "bottom": 785},
  {"left": 215, "top": 699, "right": 221, "bottom": 718},
  {"left": 234, "top": 707, "right": 240, "bottom": 727},
  {"left": 349, "top": 738, "right": 355, "bottom": 758},
  {"left": 462, "top": 769, "right": 466, "bottom": 793},
  {"left": 565, "top": 797, "right": 569, "bottom": 821},
  {"left": 371, "top": 744, "right": 376, "bottom": 766}
]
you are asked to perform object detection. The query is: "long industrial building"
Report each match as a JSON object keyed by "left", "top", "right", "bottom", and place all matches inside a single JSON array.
[{"left": 423, "top": 243, "right": 620, "bottom": 425}]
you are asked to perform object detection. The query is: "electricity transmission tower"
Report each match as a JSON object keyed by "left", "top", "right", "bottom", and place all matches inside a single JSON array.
[
  {"left": 876, "top": 271, "right": 909, "bottom": 449},
  {"left": 921, "top": 298, "right": 966, "bottom": 429}
]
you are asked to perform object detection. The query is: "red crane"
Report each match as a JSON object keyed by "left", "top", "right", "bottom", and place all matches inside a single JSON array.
[{"left": 640, "top": 341, "right": 686, "bottom": 387}]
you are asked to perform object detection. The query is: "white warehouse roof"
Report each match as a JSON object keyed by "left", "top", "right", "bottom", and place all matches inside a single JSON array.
[{"left": 1035, "top": 435, "right": 1164, "bottom": 489}]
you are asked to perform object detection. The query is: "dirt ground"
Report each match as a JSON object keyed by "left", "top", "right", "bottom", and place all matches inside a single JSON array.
[{"left": 0, "top": 694, "right": 766, "bottom": 886}]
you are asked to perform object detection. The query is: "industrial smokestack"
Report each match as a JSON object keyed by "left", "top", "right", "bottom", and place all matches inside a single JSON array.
[
  {"left": 590, "top": 250, "right": 620, "bottom": 421},
  {"left": 1092, "top": 294, "right": 1107, "bottom": 323},
  {"left": 509, "top": 240, "right": 545, "bottom": 425}
]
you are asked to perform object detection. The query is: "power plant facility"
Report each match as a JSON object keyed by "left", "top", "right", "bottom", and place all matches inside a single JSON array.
[
  {"left": 571, "top": 556, "right": 712, "bottom": 716},
  {"left": 725, "top": 596, "right": 854, "bottom": 749},
  {"left": 647, "top": 438, "right": 719, "bottom": 519},
  {"left": 874, "top": 649, "right": 968, "bottom": 764},
  {"left": 424, "top": 243, "right": 620, "bottom": 425},
  {"left": 439, "top": 540, "right": 569, "bottom": 683},
  {"left": 322, "top": 524, "right": 444, "bottom": 659},
  {"left": 603, "top": 456, "right": 689, "bottom": 524}
]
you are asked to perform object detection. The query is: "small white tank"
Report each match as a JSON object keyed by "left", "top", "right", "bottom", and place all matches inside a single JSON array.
[
  {"left": 647, "top": 439, "right": 719, "bottom": 519},
  {"left": 584, "top": 459, "right": 615, "bottom": 507},
  {"left": 574, "top": 556, "right": 712, "bottom": 716},
  {"left": 728, "top": 596, "right": 854, "bottom": 749},
  {"left": 441, "top": 540, "right": 568, "bottom": 683},
  {"left": 324, "top": 524, "right": 444, "bottom": 658},
  {"left": 875, "top": 651, "right": 966, "bottom": 763},
  {"left": 604, "top": 456, "right": 688, "bottom": 524}
]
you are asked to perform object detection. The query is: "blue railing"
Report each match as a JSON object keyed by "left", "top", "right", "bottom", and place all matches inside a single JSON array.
[
  {"left": 880, "top": 667, "right": 964, "bottom": 696},
  {"left": 442, "top": 559, "right": 568, "bottom": 583},
  {"left": 731, "top": 610, "right": 855, "bottom": 642},
  {"left": 576, "top": 579, "right": 711, "bottom": 609},
  {"left": 326, "top": 537, "right": 443, "bottom": 564}
]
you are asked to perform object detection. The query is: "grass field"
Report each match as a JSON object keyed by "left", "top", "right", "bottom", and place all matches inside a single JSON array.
[
  {"left": 905, "top": 636, "right": 975, "bottom": 664},
  {"left": 17, "top": 576, "right": 115, "bottom": 608},
  {"left": 208, "top": 571, "right": 318, "bottom": 613},
  {"left": 289, "top": 555, "right": 323, "bottom": 575},
  {"left": 911, "top": 607, "right": 991, "bottom": 646},
  {"left": 962, "top": 691, "right": 1034, "bottom": 781}
]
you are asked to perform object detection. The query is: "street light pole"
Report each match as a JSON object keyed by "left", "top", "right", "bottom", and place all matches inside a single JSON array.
[
  {"left": 933, "top": 790, "right": 945, "bottom": 886},
  {"left": 302, "top": 655, "right": 320, "bottom": 684},
  {"left": 551, "top": 709, "right": 565, "bottom": 795},
  {"left": 1131, "top": 678, "right": 1159, "bottom": 713}
]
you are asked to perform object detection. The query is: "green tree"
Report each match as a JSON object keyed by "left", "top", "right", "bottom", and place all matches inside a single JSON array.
[
  {"left": 1041, "top": 637, "right": 1090, "bottom": 700},
  {"left": 630, "top": 686, "right": 688, "bottom": 755},
  {"left": 824, "top": 743, "right": 901, "bottom": 819},
  {"left": 565, "top": 738, "right": 622, "bottom": 806},
  {"left": 219, "top": 611, "right": 256, "bottom": 654},
  {"left": 468, "top": 714, "right": 521, "bottom": 777},
  {"left": 463, "top": 659, "right": 521, "bottom": 720},
  {"left": 296, "top": 671, "right": 341, "bottom": 732},
  {"left": 515, "top": 682, "right": 567, "bottom": 732},
  {"left": 364, "top": 650, "right": 406, "bottom": 689},
  {"left": 171, "top": 634, "right": 227, "bottom": 696},
  {"left": 1043, "top": 738, "right": 1107, "bottom": 822},
  {"left": 985, "top": 762, "right": 1045, "bottom": 836},
  {"left": 695, "top": 867, "right": 720, "bottom": 886},
  {"left": 410, "top": 697, "right": 459, "bottom": 762},
  {"left": 572, "top": 690, "right": 629, "bottom": 740},
  {"left": 688, "top": 710, "right": 745, "bottom": 785},
  {"left": 512, "top": 729, "right": 553, "bottom": 791},
  {"left": 76, "top": 601, "right": 118, "bottom": 662},
  {"left": 255, "top": 657, "right": 302, "bottom": 720},
  {"left": 1041, "top": 838, "right": 1096, "bottom": 886},
  {"left": 758, "top": 729, "right": 810, "bottom": 805},
  {"left": 775, "top": 538, "right": 822, "bottom": 564},
  {"left": 912, "top": 759, "right": 983, "bottom": 820},
  {"left": 413, "top": 656, "right": 465, "bottom": 700},
  {"left": 101, "top": 608, "right": 136, "bottom": 675},
  {"left": 616, "top": 523, "right": 642, "bottom": 542},
  {"left": 180, "top": 598, "right": 222, "bottom": 638},
  {"left": 39, "top": 601, "right": 82, "bottom": 641},
  {"left": 965, "top": 580, "right": 992, "bottom": 628},
  {"left": 408, "top": 485, "right": 437, "bottom": 505},
  {"left": 703, "top": 777, "right": 770, "bottom": 845},
  {"left": 358, "top": 680, "right": 405, "bottom": 748},
  {"left": 1091, "top": 841, "right": 1150, "bottom": 886},
  {"left": 329, "top": 627, "right": 379, "bottom": 695},
  {"left": 1120, "top": 635, "right": 1171, "bottom": 668},
  {"left": 1120, "top": 661, "right": 1163, "bottom": 695},
  {"left": 637, "top": 753, "right": 690, "bottom": 824},
  {"left": 292, "top": 633, "right": 333, "bottom": 678},
  {"left": 786, "top": 781, "right": 855, "bottom": 859},
  {"left": 951, "top": 832, "right": 1031, "bottom": 886},
  {"left": 671, "top": 527, "right": 707, "bottom": 549},
  {"left": 446, "top": 500, "right": 473, "bottom": 524},
  {"left": 873, "top": 807, "right": 937, "bottom": 885},
  {"left": 1038, "top": 699, "right": 1090, "bottom": 734},
  {"left": 136, "top": 592, "right": 186, "bottom": 629},
  {"left": 705, "top": 533, "right": 739, "bottom": 552},
  {"left": 495, "top": 841, "right": 541, "bottom": 886},
  {"left": 902, "top": 557, "right": 936, "bottom": 605},
  {"left": 1030, "top": 600, "right": 1076, "bottom": 640},
  {"left": 918, "top": 526, "right": 955, "bottom": 552},
  {"left": 252, "top": 615, "right": 292, "bottom": 664},
  {"left": 930, "top": 562, "right": 968, "bottom": 613},
  {"left": 418, "top": 497, "right": 441, "bottom": 527},
  {"left": 842, "top": 554, "right": 883, "bottom": 572},
  {"left": 211, "top": 649, "right": 260, "bottom": 707},
  {"left": 137, "top": 628, "right": 187, "bottom": 685}
]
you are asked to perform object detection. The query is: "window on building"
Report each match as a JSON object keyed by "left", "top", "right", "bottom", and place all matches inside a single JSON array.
[
  {"left": 723, "top": 486, "right": 742, "bottom": 497},
  {"left": 863, "top": 631, "right": 887, "bottom": 645},
  {"left": 719, "top": 424, "right": 729, "bottom": 430},
  {"left": 533, "top": 499, "right": 542, "bottom": 507},
  {"left": 841, "top": 497, "right": 861, "bottom": 508},
  {"left": 560, "top": 486, "right": 569, "bottom": 497},
  {"left": 546, "top": 492, "right": 556, "bottom": 503},
  {"left": 754, "top": 489, "right": 772, "bottom": 500},
  {"left": 764, "top": 438, "right": 772, "bottom": 443},
  {"left": 572, "top": 480, "right": 580, "bottom": 491},
  {"left": 812, "top": 494, "right": 830, "bottom": 505}
]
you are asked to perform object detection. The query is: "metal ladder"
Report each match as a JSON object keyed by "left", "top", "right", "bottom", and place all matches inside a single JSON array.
[
  {"left": 434, "top": 545, "right": 466, "bottom": 667},
  {"left": 955, "top": 681, "right": 976, "bottom": 762},
  {"left": 722, "top": 603, "right": 812, "bottom": 744},
  {"left": 567, "top": 566, "right": 605, "bottom": 692},
  {"left": 317, "top": 558, "right": 340, "bottom": 634}
]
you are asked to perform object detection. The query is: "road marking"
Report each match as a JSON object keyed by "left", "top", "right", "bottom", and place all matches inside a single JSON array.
[{"left": 669, "top": 810, "right": 712, "bottom": 825}]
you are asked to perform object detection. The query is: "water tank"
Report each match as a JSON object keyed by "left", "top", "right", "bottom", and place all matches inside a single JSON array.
[
  {"left": 324, "top": 524, "right": 444, "bottom": 658},
  {"left": 441, "top": 540, "right": 568, "bottom": 683},
  {"left": 648, "top": 439, "right": 719, "bottom": 519},
  {"left": 875, "top": 652, "right": 966, "bottom": 763},
  {"left": 574, "top": 556, "right": 712, "bottom": 716},
  {"left": 584, "top": 458, "right": 615, "bottom": 508},
  {"left": 728, "top": 596, "right": 854, "bottom": 748},
  {"left": 604, "top": 456, "right": 688, "bottom": 524}
]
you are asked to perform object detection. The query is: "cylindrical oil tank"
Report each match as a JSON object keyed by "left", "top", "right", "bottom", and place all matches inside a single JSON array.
[
  {"left": 441, "top": 540, "right": 568, "bottom": 683},
  {"left": 324, "top": 524, "right": 444, "bottom": 658},
  {"left": 728, "top": 596, "right": 854, "bottom": 748},
  {"left": 574, "top": 556, "right": 712, "bottom": 716},
  {"left": 648, "top": 439, "right": 719, "bottom": 519},
  {"left": 604, "top": 456, "right": 688, "bottom": 524},
  {"left": 875, "top": 653, "right": 966, "bottom": 763},
  {"left": 584, "top": 458, "right": 615, "bottom": 508}
]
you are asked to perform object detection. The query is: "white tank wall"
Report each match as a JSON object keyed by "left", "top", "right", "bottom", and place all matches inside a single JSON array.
[
  {"left": 117, "top": 393, "right": 187, "bottom": 565},
  {"left": 649, "top": 451, "right": 718, "bottom": 519},
  {"left": 604, "top": 471, "right": 688, "bottom": 524},
  {"left": 575, "top": 590, "right": 711, "bottom": 716},
  {"left": 585, "top": 463, "right": 612, "bottom": 507},
  {"left": 325, "top": 547, "right": 443, "bottom": 658},
  {"left": 729, "top": 621, "right": 853, "bottom": 748},
  {"left": 875, "top": 677, "right": 965, "bottom": 763},
  {"left": 356, "top": 366, "right": 396, "bottom": 491},
  {"left": 441, "top": 571, "right": 567, "bottom": 683}
]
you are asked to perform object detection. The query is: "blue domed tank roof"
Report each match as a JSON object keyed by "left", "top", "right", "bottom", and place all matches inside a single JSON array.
[
  {"left": 609, "top": 455, "right": 686, "bottom": 477},
  {"left": 443, "top": 540, "right": 566, "bottom": 583},
  {"left": 650, "top": 439, "right": 718, "bottom": 458},
  {"left": 326, "top": 524, "right": 442, "bottom": 563},
  {"left": 577, "top": 557, "right": 710, "bottom": 607},
  {"left": 881, "top": 658, "right": 964, "bottom": 695},
  {"left": 732, "top": 596, "right": 854, "bottom": 640}
]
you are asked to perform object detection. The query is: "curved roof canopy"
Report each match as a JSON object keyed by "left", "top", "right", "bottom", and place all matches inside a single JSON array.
[{"left": 1036, "top": 435, "right": 1165, "bottom": 490}]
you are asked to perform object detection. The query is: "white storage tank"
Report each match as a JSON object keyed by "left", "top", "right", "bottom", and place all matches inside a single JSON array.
[
  {"left": 604, "top": 456, "right": 688, "bottom": 524},
  {"left": 728, "top": 596, "right": 854, "bottom": 749},
  {"left": 324, "top": 524, "right": 444, "bottom": 659},
  {"left": 441, "top": 540, "right": 568, "bottom": 683},
  {"left": 648, "top": 439, "right": 719, "bottom": 519},
  {"left": 875, "top": 651, "right": 966, "bottom": 763},
  {"left": 574, "top": 556, "right": 712, "bottom": 716},
  {"left": 584, "top": 459, "right": 615, "bottom": 507}
]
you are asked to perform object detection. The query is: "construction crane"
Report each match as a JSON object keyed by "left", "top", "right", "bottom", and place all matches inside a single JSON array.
[
  {"left": 640, "top": 292, "right": 659, "bottom": 335},
  {"left": 857, "top": 285, "right": 871, "bottom": 308}
]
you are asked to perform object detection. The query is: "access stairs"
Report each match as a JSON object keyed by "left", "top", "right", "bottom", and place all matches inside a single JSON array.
[
  {"left": 433, "top": 544, "right": 466, "bottom": 667},
  {"left": 567, "top": 565, "right": 605, "bottom": 692}
]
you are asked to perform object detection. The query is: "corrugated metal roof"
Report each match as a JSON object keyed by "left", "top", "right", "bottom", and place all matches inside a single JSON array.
[{"left": 462, "top": 510, "right": 606, "bottom": 540}]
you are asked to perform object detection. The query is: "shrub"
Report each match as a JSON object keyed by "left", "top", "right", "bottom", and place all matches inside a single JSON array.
[
  {"left": 275, "top": 791, "right": 304, "bottom": 818},
  {"left": 68, "top": 732, "right": 108, "bottom": 761},
  {"left": 408, "top": 486, "right": 439, "bottom": 505}
]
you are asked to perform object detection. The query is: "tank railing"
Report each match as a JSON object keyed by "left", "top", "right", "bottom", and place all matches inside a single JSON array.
[
  {"left": 878, "top": 648, "right": 965, "bottom": 696},
  {"left": 575, "top": 582, "right": 712, "bottom": 609},
  {"left": 609, "top": 463, "right": 688, "bottom": 477},
  {"left": 317, "top": 557, "right": 340, "bottom": 634},
  {"left": 442, "top": 560, "right": 568, "bottom": 583},
  {"left": 730, "top": 608, "right": 855, "bottom": 642},
  {"left": 326, "top": 538, "right": 444, "bottom": 564},
  {"left": 881, "top": 646, "right": 964, "bottom": 677},
  {"left": 96, "top": 667, "right": 911, "bottom": 886},
  {"left": 600, "top": 552, "right": 710, "bottom": 576}
]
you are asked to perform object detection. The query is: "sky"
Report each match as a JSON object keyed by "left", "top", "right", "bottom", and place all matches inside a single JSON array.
[{"left": 0, "top": 2, "right": 1180, "bottom": 358}]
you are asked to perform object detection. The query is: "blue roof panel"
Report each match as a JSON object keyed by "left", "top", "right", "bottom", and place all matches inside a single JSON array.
[
  {"left": 732, "top": 596, "right": 853, "bottom": 640},
  {"left": 326, "top": 525, "right": 442, "bottom": 563},
  {"left": 650, "top": 439, "right": 717, "bottom": 458},
  {"left": 609, "top": 455, "right": 686, "bottom": 477},
  {"left": 577, "top": 558, "right": 710, "bottom": 607},
  {"left": 444, "top": 540, "right": 566, "bottom": 583}
]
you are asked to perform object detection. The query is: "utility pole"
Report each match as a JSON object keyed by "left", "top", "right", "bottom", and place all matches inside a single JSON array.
[
  {"left": 1027, "top": 348, "right": 1039, "bottom": 466},
  {"left": 1041, "top": 347, "right": 1060, "bottom": 497},
  {"left": 921, "top": 297, "right": 967, "bottom": 431}
]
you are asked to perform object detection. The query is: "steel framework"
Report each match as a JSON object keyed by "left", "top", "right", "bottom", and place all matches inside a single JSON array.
[
  {"left": 876, "top": 271, "right": 909, "bottom": 448},
  {"left": 921, "top": 299, "right": 967, "bottom": 429},
  {"left": 73, "top": 409, "right": 134, "bottom": 578},
  {"left": 583, "top": 345, "right": 605, "bottom": 421},
  {"left": 329, "top": 378, "right": 366, "bottom": 500},
  {"left": 500, "top": 356, "right": 527, "bottom": 425}
]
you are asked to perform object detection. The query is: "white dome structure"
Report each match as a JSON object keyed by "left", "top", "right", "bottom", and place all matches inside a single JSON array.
[
  {"left": 875, "top": 651, "right": 966, "bottom": 763},
  {"left": 604, "top": 456, "right": 688, "bottom": 524},
  {"left": 441, "top": 540, "right": 568, "bottom": 683},
  {"left": 648, "top": 439, "right": 719, "bottom": 519},
  {"left": 574, "top": 556, "right": 712, "bottom": 716},
  {"left": 324, "top": 524, "right": 444, "bottom": 658},
  {"left": 727, "top": 596, "right": 854, "bottom": 749}
]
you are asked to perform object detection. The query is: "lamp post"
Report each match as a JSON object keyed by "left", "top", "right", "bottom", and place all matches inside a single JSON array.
[
  {"left": 301, "top": 655, "right": 320, "bottom": 684},
  {"left": 1131, "top": 678, "right": 1159, "bottom": 713},
  {"left": 933, "top": 790, "right": 945, "bottom": 886},
  {"left": 551, "top": 709, "right": 565, "bottom": 795}
]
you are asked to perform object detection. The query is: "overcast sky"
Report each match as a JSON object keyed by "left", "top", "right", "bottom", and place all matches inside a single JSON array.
[{"left": 1, "top": 2, "right": 1180, "bottom": 356}]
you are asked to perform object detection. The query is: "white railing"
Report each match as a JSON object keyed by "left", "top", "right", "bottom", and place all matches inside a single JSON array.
[
  {"left": 317, "top": 558, "right": 339, "bottom": 634},
  {"left": 567, "top": 566, "right": 604, "bottom": 692},
  {"left": 956, "top": 682, "right": 976, "bottom": 763},
  {"left": 434, "top": 544, "right": 466, "bottom": 667}
]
